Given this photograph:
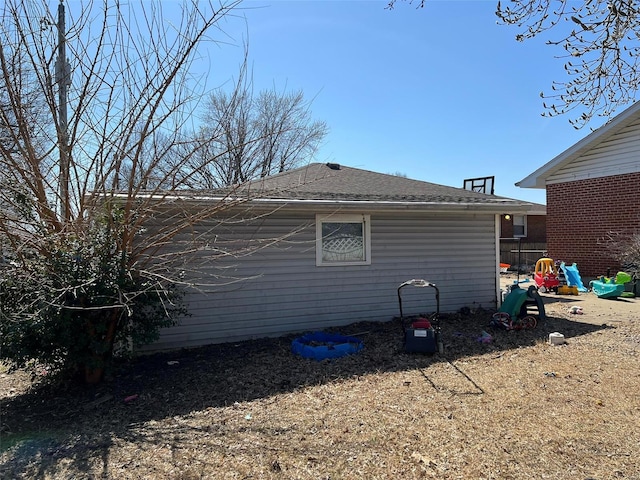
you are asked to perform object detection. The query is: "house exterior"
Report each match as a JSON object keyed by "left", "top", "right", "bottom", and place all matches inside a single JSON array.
[
  {"left": 149, "top": 163, "right": 533, "bottom": 351},
  {"left": 517, "top": 100, "right": 640, "bottom": 278},
  {"left": 499, "top": 202, "right": 547, "bottom": 270}
]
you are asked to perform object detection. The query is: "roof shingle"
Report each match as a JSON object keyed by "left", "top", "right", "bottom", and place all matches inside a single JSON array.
[{"left": 241, "top": 163, "right": 528, "bottom": 206}]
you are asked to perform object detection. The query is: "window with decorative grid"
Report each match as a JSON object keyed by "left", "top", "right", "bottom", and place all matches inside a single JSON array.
[{"left": 316, "top": 214, "right": 371, "bottom": 266}]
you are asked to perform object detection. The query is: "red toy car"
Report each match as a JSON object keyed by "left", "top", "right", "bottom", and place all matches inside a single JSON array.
[{"left": 533, "top": 258, "right": 560, "bottom": 293}]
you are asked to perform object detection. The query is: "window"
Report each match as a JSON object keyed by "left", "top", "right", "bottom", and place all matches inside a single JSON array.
[
  {"left": 513, "top": 215, "right": 527, "bottom": 238},
  {"left": 316, "top": 214, "right": 371, "bottom": 266}
]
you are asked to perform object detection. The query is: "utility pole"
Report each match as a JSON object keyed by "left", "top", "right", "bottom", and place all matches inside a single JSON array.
[{"left": 55, "top": 0, "right": 70, "bottom": 222}]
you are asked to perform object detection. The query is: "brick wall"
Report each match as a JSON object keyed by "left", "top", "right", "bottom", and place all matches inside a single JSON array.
[
  {"left": 500, "top": 214, "right": 546, "bottom": 242},
  {"left": 526, "top": 215, "right": 547, "bottom": 242},
  {"left": 546, "top": 172, "right": 640, "bottom": 278}
]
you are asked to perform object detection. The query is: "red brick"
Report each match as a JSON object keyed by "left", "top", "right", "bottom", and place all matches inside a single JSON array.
[{"left": 546, "top": 173, "right": 640, "bottom": 277}]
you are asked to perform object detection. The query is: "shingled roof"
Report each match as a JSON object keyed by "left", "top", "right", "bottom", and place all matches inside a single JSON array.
[
  {"left": 233, "top": 162, "right": 531, "bottom": 211},
  {"left": 137, "top": 162, "right": 533, "bottom": 213}
]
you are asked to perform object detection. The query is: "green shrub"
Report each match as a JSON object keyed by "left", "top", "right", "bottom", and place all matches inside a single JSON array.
[{"left": 0, "top": 208, "right": 186, "bottom": 383}]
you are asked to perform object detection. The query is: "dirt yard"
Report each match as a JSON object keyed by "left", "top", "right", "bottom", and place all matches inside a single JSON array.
[{"left": 2, "top": 275, "right": 639, "bottom": 479}]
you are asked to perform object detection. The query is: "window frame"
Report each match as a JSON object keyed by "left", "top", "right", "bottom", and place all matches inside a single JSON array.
[
  {"left": 315, "top": 214, "right": 371, "bottom": 266},
  {"left": 512, "top": 214, "right": 527, "bottom": 238}
]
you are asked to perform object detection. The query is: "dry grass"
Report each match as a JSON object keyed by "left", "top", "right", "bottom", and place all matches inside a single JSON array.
[{"left": 2, "top": 287, "right": 640, "bottom": 479}]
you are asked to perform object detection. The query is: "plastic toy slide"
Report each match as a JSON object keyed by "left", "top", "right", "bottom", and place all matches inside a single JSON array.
[
  {"left": 560, "top": 262, "right": 588, "bottom": 292},
  {"left": 499, "top": 287, "right": 529, "bottom": 318}
]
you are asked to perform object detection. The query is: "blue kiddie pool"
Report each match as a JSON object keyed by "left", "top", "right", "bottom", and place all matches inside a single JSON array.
[{"left": 291, "top": 332, "right": 364, "bottom": 360}]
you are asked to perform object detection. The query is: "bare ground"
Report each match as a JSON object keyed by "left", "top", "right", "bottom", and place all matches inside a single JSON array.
[{"left": 1, "top": 275, "right": 639, "bottom": 479}]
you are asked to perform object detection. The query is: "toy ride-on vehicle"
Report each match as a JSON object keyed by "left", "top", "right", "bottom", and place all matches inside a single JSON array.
[{"left": 533, "top": 257, "right": 560, "bottom": 293}]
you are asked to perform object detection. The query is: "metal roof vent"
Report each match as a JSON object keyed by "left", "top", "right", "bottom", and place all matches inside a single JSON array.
[{"left": 326, "top": 162, "right": 341, "bottom": 170}]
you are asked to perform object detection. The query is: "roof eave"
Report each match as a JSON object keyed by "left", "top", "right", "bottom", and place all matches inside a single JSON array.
[
  {"left": 516, "top": 100, "right": 640, "bottom": 189},
  {"left": 110, "top": 193, "right": 533, "bottom": 214},
  {"left": 253, "top": 198, "right": 531, "bottom": 213},
  {"left": 185, "top": 196, "right": 532, "bottom": 214}
]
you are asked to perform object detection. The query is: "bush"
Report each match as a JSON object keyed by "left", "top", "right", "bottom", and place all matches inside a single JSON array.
[{"left": 0, "top": 209, "right": 186, "bottom": 383}]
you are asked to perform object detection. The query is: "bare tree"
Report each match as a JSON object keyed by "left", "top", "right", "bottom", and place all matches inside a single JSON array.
[
  {"left": 184, "top": 61, "right": 329, "bottom": 189},
  {"left": 0, "top": 0, "right": 292, "bottom": 383},
  {"left": 603, "top": 229, "right": 640, "bottom": 278},
  {"left": 387, "top": 0, "right": 640, "bottom": 128}
]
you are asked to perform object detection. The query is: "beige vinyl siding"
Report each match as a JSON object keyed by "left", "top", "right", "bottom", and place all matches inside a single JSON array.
[
  {"left": 146, "top": 209, "right": 498, "bottom": 351},
  {"left": 547, "top": 118, "right": 640, "bottom": 185}
]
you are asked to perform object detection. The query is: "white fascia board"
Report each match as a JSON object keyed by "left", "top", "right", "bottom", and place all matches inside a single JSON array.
[
  {"left": 181, "top": 197, "right": 532, "bottom": 215},
  {"left": 111, "top": 193, "right": 533, "bottom": 214}
]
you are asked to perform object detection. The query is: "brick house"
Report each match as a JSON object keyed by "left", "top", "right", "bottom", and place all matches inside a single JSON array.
[
  {"left": 517, "top": 101, "right": 640, "bottom": 278},
  {"left": 500, "top": 204, "right": 546, "bottom": 242},
  {"left": 499, "top": 203, "right": 547, "bottom": 269},
  {"left": 463, "top": 176, "right": 547, "bottom": 268}
]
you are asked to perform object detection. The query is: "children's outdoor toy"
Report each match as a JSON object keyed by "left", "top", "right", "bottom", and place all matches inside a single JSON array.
[
  {"left": 533, "top": 257, "right": 560, "bottom": 293},
  {"left": 560, "top": 262, "right": 588, "bottom": 292},
  {"left": 492, "top": 284, "right": 545, "bottom": 330},
  {"left": 589, "top": 272, "right": 631, "bottom": 299},
  {"left": 499, "top": 284, "right": 530, "bottom": 318},
  {"left": 557, "top": 285, "right": 579, "bottom": 295},
  {"left": 589, "top": 278, "right": 625, "bottom": 299},
  {"left": 477, "top": 330, "right": 493, "bottom": 343},
  {"left": 490, "top": 311, "right": 537, "bottom": 330},
  {"left": 397, "top": 279, "right": 443, "bottom": 354},
  {"left": 291, "top": 332, "right": 363, "bottom": 360},
  {"left": 615, "top": 271, "right": 633, "bottom": 285}
]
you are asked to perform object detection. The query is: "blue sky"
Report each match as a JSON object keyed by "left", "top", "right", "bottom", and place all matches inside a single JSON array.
[{"left": 206, "top": 0, "right": 608, "bottom": 204}]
